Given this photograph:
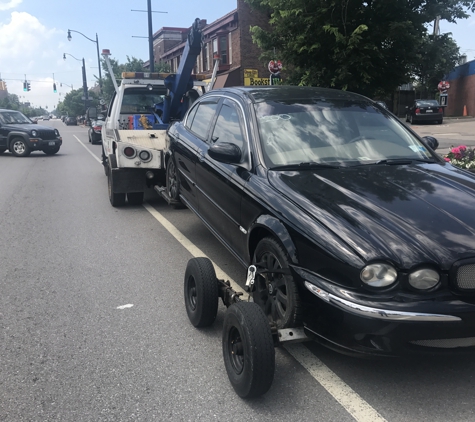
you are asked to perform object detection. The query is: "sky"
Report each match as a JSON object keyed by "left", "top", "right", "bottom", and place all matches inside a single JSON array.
[{"left": 0, "top": 0, "right": 474, "bottom": 113}]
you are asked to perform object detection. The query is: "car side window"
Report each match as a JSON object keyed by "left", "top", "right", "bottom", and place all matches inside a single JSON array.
[
  {"left": 188, "top": 101, "right": 219, "bottom": 140},
  {"left": 211, "top": 101, "right": 244, "bottom": 151},
  {"left": 184, "top": 103, "right": 199, "bottom": 130}
]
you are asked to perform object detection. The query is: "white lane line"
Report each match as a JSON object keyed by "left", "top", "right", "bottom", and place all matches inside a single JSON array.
[
  {"left": 142, "top": 202, "right": 386, "bottom": 422},
  {"left": 142, "top": 203, "right": 245, "bottom": 293},
  {"left": 285, "top": 344, "right": 387, "bottom": 422},
  {"left": 74, "top": 135, "right": 102, "bottom": 164}
]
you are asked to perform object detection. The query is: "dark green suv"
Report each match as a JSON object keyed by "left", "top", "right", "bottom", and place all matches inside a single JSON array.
[{"left": 0, "top": 109, "right": 62, "bottom": 157}]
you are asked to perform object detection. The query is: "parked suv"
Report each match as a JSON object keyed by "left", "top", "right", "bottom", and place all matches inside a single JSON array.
[{"left": 0, "top": 109, "right": 62, "bottom": 157}]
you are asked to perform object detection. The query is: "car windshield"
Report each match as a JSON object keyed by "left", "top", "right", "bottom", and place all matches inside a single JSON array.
[
  {"left": 254, "top": 98, "right": 434, "bottom": 167},
  {"left": 0, "top": 110, "right": 32, "bottom": 125},
  {"left": 416, "top": 100, "right": 439, "bottom": 107}
]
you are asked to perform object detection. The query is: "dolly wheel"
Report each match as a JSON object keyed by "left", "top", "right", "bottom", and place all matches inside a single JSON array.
[
  {"left": 222, "top": 302, "right": 275, "bottom": 398},
  {"left": 184, "top": 257, "right": 219, "bottom": 327}
]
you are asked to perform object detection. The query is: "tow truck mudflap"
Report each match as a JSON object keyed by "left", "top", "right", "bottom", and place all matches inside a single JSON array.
[{"left": 110, "top": 168, "right": 150, "bottom": 193}]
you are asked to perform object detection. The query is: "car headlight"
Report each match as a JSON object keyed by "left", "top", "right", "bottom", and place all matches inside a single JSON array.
[
  {"left": 31, "top": 130, "right": 37, "bottom": 137},
  {"left": 54, "top": 129, "right": 60, "bottom": 136},
  {"left": 360, "top": 263, "right": 397, "bottom": 287},
  {"left": 408, "top": 268, "right": 439, "bottom": 290}
]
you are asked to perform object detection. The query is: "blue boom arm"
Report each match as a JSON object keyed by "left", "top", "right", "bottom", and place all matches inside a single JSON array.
[{"left": 160, "top": 18, "right": 202, "bottom": 123}]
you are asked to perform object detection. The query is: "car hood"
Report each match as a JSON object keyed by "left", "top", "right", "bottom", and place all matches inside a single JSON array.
[
  {"left": 5, "top": 123, "right": 55, "bottom": 132},
  {"left": 268, "top": 163, "right": 475, "bottom": 269}
]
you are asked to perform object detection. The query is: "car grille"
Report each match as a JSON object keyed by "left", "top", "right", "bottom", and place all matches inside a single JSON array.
[
  {"left": 455, "top": 263, "right": 475, "bottom": 290},
  {"left": 37, "top": 130, "right": 56, "bottom": 140},
  {"left": 410, "top": 338, "right": 475, "bottom": 349}
]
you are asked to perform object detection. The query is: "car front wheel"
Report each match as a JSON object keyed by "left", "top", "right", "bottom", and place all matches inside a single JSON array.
[
  {"left": 166, "top": 157, "right": 180, "bottom": 201},
  {"left": 10, "top": 138, "right": 31, "bottom": 157},
  {"left": 253, "top": 237, "right": 302, "bottom": 329}
]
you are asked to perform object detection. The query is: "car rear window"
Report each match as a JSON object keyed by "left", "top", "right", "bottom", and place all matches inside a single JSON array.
[{"left": 416, "top": 100, "right": 439, "bottom": 107}]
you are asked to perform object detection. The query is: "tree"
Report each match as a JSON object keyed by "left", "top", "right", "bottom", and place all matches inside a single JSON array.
[
  {"left": 412, "top": 34, "right": 461, "bottom": 98},
  {"left": 56, "top": 89, "right": 100, "bottom": 117},
  {"left": 245, "top": 0, "right": 475, "bottom": 97}
]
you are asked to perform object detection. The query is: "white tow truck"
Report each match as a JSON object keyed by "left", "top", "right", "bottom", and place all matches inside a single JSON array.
[{"left": 99, "top": 18, "right": 207, "bottom": 206}]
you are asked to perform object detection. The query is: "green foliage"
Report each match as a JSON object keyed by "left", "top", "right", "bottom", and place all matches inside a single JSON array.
[
  {"left": 412, "top": 34, "right": 461, "bottom": 97},
  {"left": 0, "top": 93, "right": 46, "bottom": 116},
  {"left": 56, "top": 89, "right": 100, "bottom": 117},
  {"left": 245, "top": 0, "right": 475, "bottom": 97}
]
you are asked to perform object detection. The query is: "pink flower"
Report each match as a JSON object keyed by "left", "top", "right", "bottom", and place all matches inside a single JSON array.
[
  {"left": 444, "top": 157, "right": 451, "bottom": 162},
  {"left": 451, "top": 147, "right": 460, "bottom": 154},
  {"left": 459, "top": 145, "right": 467, "bottom": 151}
]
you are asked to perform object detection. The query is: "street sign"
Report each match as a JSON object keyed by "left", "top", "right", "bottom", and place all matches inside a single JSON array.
[{"left": 244, "top": 77, "right": 270, "bottom": 86}]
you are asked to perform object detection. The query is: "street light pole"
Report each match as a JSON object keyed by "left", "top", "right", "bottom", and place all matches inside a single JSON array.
[
  {"left": 63, "top": 53, "right": 88, "bottom": 114},
  {"left": 67, "top": 29, "right": 102, "bottom": 96}
]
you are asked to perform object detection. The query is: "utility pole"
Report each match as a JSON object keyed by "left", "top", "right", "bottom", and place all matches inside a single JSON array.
[{"left": 131, "top": 2, "right": 168, "bottom": 72}]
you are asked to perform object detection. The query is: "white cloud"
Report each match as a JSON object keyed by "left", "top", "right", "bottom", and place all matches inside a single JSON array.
[{"left": 0, "top": 0, "right": 22, "bottom": 11}]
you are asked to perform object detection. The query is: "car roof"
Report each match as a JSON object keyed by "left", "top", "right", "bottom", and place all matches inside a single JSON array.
[{"left": 207, "top": 86, "right": 368, "bottom": 104}]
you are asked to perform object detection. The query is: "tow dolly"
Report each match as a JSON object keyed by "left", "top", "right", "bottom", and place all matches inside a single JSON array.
[{"left": 183, "top": 257, "right": 310, "bottom": 398}]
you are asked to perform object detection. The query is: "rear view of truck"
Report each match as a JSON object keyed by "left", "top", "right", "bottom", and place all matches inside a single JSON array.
[{"left": 101, "top": 18, "right": 206, "bottom": 207}]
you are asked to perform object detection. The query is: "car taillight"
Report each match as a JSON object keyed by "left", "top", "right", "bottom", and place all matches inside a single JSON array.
[
  {"left": 415, "top": 108, "right": 420, "bottom": 114},
  {"left": 94, "top": 126, "right": 101, "bottom": 131},
  {"left": 123, "top": 147, "right": 136, "bottom": 158},
  {"left": 439, "top": 108, "right": 443, "bottom": 113}
]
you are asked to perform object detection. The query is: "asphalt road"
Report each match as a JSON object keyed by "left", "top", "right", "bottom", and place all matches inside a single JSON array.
[
  {"left": 2, "top": 120, "right": 475, "bottom": 422},
  {"left": 403, "top": 117, "right": 475, "bottom": 155}
]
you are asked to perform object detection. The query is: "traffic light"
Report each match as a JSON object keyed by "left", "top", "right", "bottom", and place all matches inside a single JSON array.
[
  {"left": 23, "top": 81, "right": 27, "bottom": 91},
  {"left": 27, "top": 82, "right": 31, "bottom": 91},
  {"left": 53, "top": 83, "right": 57, "bottom": 93}
]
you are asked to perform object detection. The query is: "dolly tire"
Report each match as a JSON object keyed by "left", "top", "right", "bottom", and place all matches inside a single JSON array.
[
  {"left": 222, "top": 302, "right": 275, "bottom": 398},
  {"left": 184, "top": 257, "right": 219, "bottom": 327},
  {"left": 107, "top": 163, "right": 126, "bottom": 207}
]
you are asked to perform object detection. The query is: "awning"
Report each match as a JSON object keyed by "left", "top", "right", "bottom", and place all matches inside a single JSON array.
[{"left": 213, "top": 74, "right": 229, "bottom": 89}]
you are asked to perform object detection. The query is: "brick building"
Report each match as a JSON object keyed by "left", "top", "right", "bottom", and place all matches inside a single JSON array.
[
  {"left": 148, "top": 0, "right": 273, "bottom": 88},
  {"left": 445, "top": 59, "right": 475, "bottom": 117}
]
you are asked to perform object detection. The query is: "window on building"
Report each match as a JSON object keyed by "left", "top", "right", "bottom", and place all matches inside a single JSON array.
[
  {"left": 203, "top": 43, "right": 209, "bottom": 71},
  {"left": 228, "top": 33, "right": 232, "bottom": 65},
  {"left": 220, "top": 36, "right": 228, "bottom": 65}
]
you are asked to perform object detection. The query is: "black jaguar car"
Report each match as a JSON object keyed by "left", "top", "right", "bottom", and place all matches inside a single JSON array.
[
  {"left": 164, "top": 85, "right": 475, "bottom": 357},
  {"left": 406, "top": 99, "right": 444, "bottom": 124}
]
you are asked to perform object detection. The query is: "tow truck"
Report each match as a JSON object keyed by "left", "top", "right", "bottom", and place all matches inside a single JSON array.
[{"left": 98, "top": 18, "right": 207, "bottom": 206}]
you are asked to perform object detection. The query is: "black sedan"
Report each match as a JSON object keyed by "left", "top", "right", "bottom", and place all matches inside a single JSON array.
[
  {"left": 164, "top": 85, "right": 475, "bottom": 358},
  {"left": 88, "top": 120, "right": 103, "bottom": 144},
  {"left": 406, "top": 99, "right": 444, "bottom": 124},
  {"left": 65, "top": 116, "right": 77, "bottom": 126}
]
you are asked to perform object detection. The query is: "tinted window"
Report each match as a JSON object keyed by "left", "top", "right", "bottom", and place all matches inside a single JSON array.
[
  {"left": 185, "top": 103, "right": 199, "bottom": 130},
  {"left": 211, "top": 102, "right": 244, "bottom": 150},
  {"left": 189, "top": 101, "right": 218, "bottom": 139}
]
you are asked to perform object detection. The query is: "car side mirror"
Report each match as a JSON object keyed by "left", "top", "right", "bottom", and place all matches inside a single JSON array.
[
  {"left": 422, "top": 136, "right": 439, "bottom": 151},
  {"left": 208, "top": 142, "right": 242, "bottom": 164},
  {"left": 405, "top": 106, "right": 408, "bottom": 110}
]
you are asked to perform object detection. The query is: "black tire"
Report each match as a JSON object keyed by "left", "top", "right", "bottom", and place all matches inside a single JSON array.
[
  {"left": 107, "top": 165, "right": 126, "bottom": 207},
  {"left": 43, "top": 146, "right": 60, "bottom": 155},
  {"left": 438, "top": 119, "right": 443, "bottom": 124},
  {"left": 253, "top": 237, "right": 302, "bottom": 329},
  {"left": 88, "top": 132, "right": 92, "bottom": 143},
  {"left": 127, "top": 192, "right": 144, "bottom": 205},
  {"left": 184, "top": 257, "right": 219, "bottom": 327},
  {"left": 222, "top": 302, "right": 275, "bottom": 398},
  {"left": 166, "top": 157, "right": 180, "bottom": 201},
  {"left": 10, "top": 138, "right": 31, "bottom": 157},
  {"left": 102, "top": 147, "right": 108, "bottom": 176}
]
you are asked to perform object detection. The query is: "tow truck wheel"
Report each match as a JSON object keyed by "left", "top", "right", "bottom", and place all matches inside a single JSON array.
[
  {"left": 127, "top": 192, "right": 144, "bottom": 205},
  {"left": 184, "top": 257, "right": 219, "bottom": 327},
  {"left": 222, "top": 302, "right": 275, "bottom": 398},
  {"left": 108, "top": 166, "right": 126, "bottom": 207}
]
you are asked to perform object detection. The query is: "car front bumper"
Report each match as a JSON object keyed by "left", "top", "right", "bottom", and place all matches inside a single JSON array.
[
  {"left": 292, "top": 266, "right": 475, "bottom": 356},
  {"left": 29, "top": 137, "right": 62, "bottom": 150}
]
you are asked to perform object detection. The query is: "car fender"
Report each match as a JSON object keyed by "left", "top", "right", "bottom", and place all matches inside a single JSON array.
[
  {"left": 248, "top": 214, "right": 298, "bottom": 264},
  {"left": 7, "top": 131, "right": 30, "bottom": 147}
]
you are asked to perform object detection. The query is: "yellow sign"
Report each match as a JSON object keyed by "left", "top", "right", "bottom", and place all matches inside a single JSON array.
[
  {"left": 243, "top": 69, "right": 258, "bottom": 78},
  {"left": 244, "top": 77, "right": 271, "bottom": 86}
]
